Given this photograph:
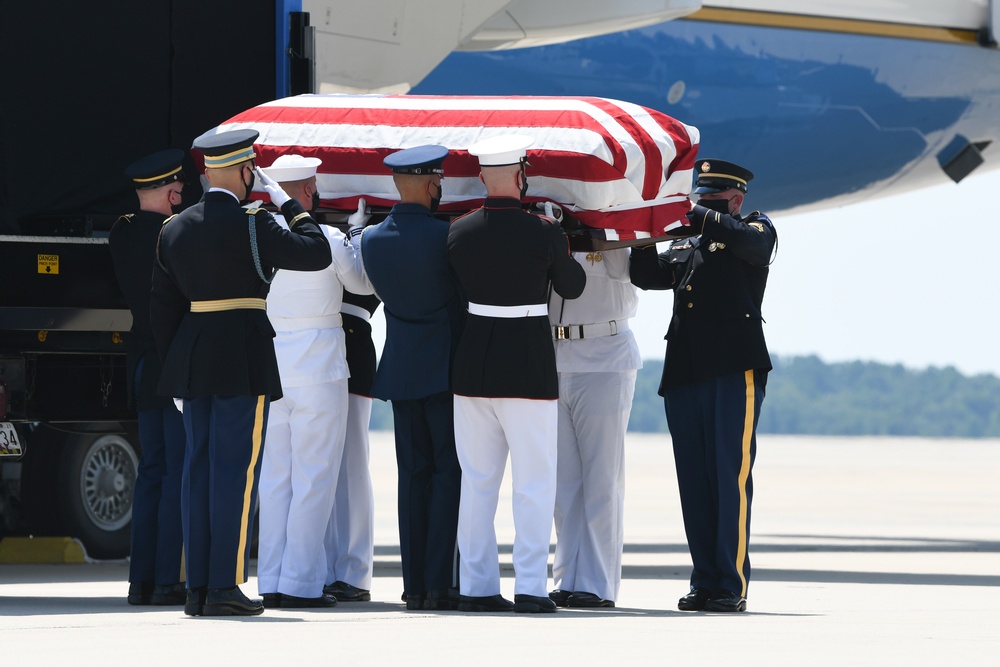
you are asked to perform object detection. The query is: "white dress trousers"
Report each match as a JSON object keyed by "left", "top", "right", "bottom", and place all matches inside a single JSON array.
[
  {"left": 454, "top": 395, "right": 558, "bottom": 598},
  {"left": 324, "top": 391, "right": 375, "bottom": 590},
  {"left": 553, "top": 369, "right": 636, "bottom": 600},
  {"left": 257, "top": 381, "right": 348, "bottom": 597}
]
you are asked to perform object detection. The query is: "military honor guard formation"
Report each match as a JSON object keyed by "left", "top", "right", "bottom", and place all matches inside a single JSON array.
[{"left": 111, "top": 122, "right": 775, "bottom": 617}]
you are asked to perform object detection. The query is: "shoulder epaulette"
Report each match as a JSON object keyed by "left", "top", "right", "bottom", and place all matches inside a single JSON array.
[
  {"left": 116, "top": 213, "right": 134, "bottom": 224},
  {"left": 245, "top": 207, "right": 264, "bottom": 216}
]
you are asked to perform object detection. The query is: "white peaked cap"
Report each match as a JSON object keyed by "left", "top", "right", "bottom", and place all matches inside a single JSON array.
[
  {"left": 468, "top": 134, "right": 534, "bottom": 167},
  {"left": 261, "top": 154, "right": 322, "bottom": 182}
]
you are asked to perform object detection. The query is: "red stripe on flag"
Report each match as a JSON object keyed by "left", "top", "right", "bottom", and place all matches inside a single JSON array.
[{"left": 583, "top": 98, "right": 664, "bottom": 200}]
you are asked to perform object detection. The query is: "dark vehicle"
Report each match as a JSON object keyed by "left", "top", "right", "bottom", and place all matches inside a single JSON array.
[{"left": 0, "top": 1, "right": 314, "bottom": 558}]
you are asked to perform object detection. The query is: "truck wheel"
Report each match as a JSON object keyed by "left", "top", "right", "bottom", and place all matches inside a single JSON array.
[{"left": 58, "top": 430, "right": 139, "bottom": 559}]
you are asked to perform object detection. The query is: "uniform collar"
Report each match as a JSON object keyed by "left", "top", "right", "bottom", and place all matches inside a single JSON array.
[
  {"left": 390, "top": 202, "right": 433, "bottom": 215},
  {"left": 483, "top": 196, "right": 522, "bottom": 209}
]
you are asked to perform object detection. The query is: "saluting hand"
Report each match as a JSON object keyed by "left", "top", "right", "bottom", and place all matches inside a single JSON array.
[{"left": 255, "top": 167, "right": 291, "bottom": 207}]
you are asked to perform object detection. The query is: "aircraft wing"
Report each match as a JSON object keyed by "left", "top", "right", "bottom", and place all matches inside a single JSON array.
[{"left": 305, "top": 0, "right": 703, "bottom": 93}]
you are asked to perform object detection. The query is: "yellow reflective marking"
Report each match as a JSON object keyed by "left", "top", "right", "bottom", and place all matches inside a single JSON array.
[
  {"left": 736, "top": 369, "right": 755, "bottom": 597},
  {"left": 236, "top": 395, "right": 266, "bottom": 583}
]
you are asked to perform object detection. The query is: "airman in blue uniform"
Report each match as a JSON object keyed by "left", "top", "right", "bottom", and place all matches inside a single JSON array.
[{"left": 359, "top": 145, "right": 466, "bottom": 611}]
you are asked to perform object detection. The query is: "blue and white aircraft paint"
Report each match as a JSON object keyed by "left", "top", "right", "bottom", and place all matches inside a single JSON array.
[{"left": 309, "top": 1, "right": 1000, "bottom": 215}]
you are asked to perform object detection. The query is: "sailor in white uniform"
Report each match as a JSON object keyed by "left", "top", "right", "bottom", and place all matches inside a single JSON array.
[
  {"left": 548, "top": 246, "right": 641, "bottom": 608},
  {"left": 255, "top": 154, "right": 372, "bottom": 608},
  {"left": 323, "top": 290, "right": 381, "bottom": 602}
]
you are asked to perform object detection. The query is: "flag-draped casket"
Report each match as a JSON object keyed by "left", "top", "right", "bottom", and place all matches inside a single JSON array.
[{"left": 205, "top": 94, "right": 700, "bottom": 248}]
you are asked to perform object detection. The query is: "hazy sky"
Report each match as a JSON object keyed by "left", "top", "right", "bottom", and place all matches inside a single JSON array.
[
  {"left": 632, "top": 170, "right": 1000, "bottom": 378},
  {"left": 369, "top": 169, "right": 1000, "bottom": 379}
]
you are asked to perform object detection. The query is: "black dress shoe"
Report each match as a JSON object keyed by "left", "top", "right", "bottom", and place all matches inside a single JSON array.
[
  {"left": 677, "top": 587, "right": 712, "bottom": 611},
  {"left": 127, "top": 581, "right": 153, "bottom": 606},
  {"left": 548, "top": 589, "right": 572, "bottom": 608},
  {"left": 184, "top": 587, "right": 207, "bottom": 616},
  {"left": 262, "top": 593, "right": 283, "bottom": 609},
  {"left": 202, "top": 586, "right": 264, "bottom": 616},
  {"left": 567, "top": 592, "right": 615, "bottom": 608},
  {"left": 458, "top": 594, "right": 514, "bottom": 612},
  {"left": 279, "top": 593, "right": 338, "bottom": 609},
  {"left": 513, "top": 594, "right": 557, "bottom": 614},
  {"left": 151, "top": 583, "right": 187, "bottom": 606},
  {"left": 323, "top": 581, "right": 371, "bottom": 602},
  {"left": 423, "top": 588, "right": 461, "bottom": 611},
  {"left": 705, "top": 590, "right": 747, "bottom": 613},
  {"left": 405, "top": 594, "right": 426, "bottom": 610}
]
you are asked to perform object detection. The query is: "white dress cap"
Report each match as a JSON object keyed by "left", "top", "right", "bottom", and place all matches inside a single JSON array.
[
  {"left": 261, "top": 154, "right": 322, "bottom": 182},
  {"left": 468, "top": 134, "right": 534, "bottom": 167}
]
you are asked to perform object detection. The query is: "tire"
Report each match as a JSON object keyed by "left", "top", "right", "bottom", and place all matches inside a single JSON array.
[{"left": 58, "top": 428, "right": 139, "bottom": 559}]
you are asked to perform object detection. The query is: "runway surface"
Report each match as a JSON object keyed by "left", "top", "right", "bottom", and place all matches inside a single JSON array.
[{"left": 2, "top": 433, "right": 998, "bottom": 665}]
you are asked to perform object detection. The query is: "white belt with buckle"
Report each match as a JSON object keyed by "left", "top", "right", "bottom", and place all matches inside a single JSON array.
[
  {"left": 553, "top": 320, "right": 629, "bottom": 340},
  {"left": 270, "top": 313, "right": 343, "bottom": 332},
  {"left": 468, "top": 302, "right": 548, "bottom": 318}
]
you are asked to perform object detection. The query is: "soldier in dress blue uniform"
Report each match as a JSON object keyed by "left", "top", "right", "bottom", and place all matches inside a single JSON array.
[
  {"left": 111, "top": 149, "right": 187, "bottom": 606},
  {"left": 149, "top": 129, "right": 332, "bottom": 617},
  {"left": 358, "top": 145, "right": 466, "bottom": 611},
  {"left": 447, "top": 135, "right": 586, "bottom": 614},
  {"left": 629, "top": 158, "right": 776, "bottom": 613}
]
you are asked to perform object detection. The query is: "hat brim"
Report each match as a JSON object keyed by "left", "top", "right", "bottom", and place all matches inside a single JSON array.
[{"left": 261, "top": 165, "right": 319, "bottom": 182}]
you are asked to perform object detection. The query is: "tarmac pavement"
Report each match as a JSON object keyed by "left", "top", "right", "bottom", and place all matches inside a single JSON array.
[{"left": 1, "top": 433, "right": 998, "bottom": 665}]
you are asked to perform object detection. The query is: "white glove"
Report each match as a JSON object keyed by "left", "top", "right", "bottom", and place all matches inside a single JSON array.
[
  {"left": 544, "top": 201, "right": 563, "bottom": 221},
  {"left": 255, "top": 168, "right": 291, "bottom": 207},
  {"left": 348, "top": 197, "right": 370, "bottom": 230}
]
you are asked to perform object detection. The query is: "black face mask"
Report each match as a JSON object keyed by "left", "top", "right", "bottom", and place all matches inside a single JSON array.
[
  {"left": 310, "top": 191, "right": 320, "bottom": 212},
  {"left": 169, "top": 189, "right": 184, "bottom": 215},
  {"left": 698, "top": 197, "right": 730, "bottom": 214},
  {"left": 429, "top": 182, "right": 442, "bottom": 213},
  {"left": 241, "top": 166, "right": 255, "bottom": 204}
]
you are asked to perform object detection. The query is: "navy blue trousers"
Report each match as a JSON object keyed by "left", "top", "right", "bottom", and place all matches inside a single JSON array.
[
  {"left": 128, "top": 359, "right": 185, "bottom": 586},
  {"left": 181, "top": 394, "right": 269, "bottom": 590},
  {"left": 390, "top": 392, "right": 461, "bottom": 596},
  {"left": 664, "top": 369, "right": 766, "bottom": 597}
]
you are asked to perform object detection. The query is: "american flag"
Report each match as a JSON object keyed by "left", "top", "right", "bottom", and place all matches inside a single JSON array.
[{"left": 206, "top": 94, "right": 700, "bottom": 243}]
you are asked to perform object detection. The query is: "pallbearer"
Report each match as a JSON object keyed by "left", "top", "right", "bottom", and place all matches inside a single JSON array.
[
  {"left": 630, "top": 159, "right": 776, "bottom": 613},
  {"left": 446, "top": 135, "right": 586, "bottom": 614},
  {"left": 150, "top": 129, "right": 332, "bottom": 617}
]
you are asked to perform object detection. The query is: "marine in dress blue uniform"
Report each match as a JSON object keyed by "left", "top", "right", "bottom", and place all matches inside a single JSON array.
[
  {"left": 111, "top": 149, "right": 187, "bottom": 606},
  {"left": 359, "top": 145, "right": 466, "bottom": 610},
  {"left": 149, "top": 129, "right": 332, "bottom": 616},
  {"left": 629, "top": 159, "right": 776, "bottom": 613},
  {"left": 447, "top": 135, "right": 586, "bottom": 614}
]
